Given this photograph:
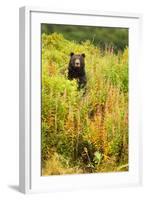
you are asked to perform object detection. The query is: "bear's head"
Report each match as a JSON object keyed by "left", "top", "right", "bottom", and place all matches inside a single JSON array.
[{"left": 69, "top": 52, "right": 85, "bottom": 68}]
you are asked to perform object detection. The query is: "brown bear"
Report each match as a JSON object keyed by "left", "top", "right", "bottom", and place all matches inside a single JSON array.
[{"left": 68, "top": 52, "right": 87, "bottom": 90}]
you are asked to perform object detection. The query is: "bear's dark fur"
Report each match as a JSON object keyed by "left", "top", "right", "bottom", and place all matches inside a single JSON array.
[{"left": 68, "top": 52, "right": 87, "bottom": 89}]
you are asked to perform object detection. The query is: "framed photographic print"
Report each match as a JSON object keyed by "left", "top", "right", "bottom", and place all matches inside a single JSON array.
[{"left": 19, "top": 6, "right": 142, "bottom": 193}]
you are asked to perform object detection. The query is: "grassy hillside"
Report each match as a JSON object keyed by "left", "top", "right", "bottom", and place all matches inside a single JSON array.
[
  {"left": 42, "top": 24, "right": 128, "bottom": 52},
  {"left": 41, "top": 33, "right": 128, "bottom": 175}
]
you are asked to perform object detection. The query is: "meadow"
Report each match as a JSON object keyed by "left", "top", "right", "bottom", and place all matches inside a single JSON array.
[{"left": 41, "top": 32, "right": 128, "bottom": 175}]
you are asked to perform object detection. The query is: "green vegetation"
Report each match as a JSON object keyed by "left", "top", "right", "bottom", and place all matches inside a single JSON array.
[
  {"left": 41, "top": 32, "right": 128, "bottom": 176},
  {"left": 42, "top": 24, "right": 128, "bottom": 52}
]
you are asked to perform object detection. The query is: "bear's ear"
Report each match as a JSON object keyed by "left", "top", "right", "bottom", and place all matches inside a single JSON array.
[
  {"left": 81, "top": 53, "right": 85, "bottom": 58},
  {"left": 70, "top": 52, "right": 74, "bottom": 57}
]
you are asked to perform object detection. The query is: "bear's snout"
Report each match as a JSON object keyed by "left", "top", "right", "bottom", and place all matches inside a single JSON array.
[{"left": 75, "top": 59, "right": 80, "bottom": 67}]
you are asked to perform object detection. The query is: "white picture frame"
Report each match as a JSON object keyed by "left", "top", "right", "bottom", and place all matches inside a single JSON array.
[{"left": 19, "top": 6, "right": 142, "bottom": 194}]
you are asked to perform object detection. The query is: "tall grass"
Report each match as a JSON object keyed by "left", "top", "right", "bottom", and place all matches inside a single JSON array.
[{"left": 41, "top": 33, "right": 128, "bottom": 175}]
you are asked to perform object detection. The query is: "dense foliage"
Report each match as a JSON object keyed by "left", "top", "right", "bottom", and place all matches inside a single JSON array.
[
  {"left": 42, "top": 24, "right": 128, "bottom": 52},
  {"left": 41, "top": 33, "right": 128, "bottom": 175}
]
